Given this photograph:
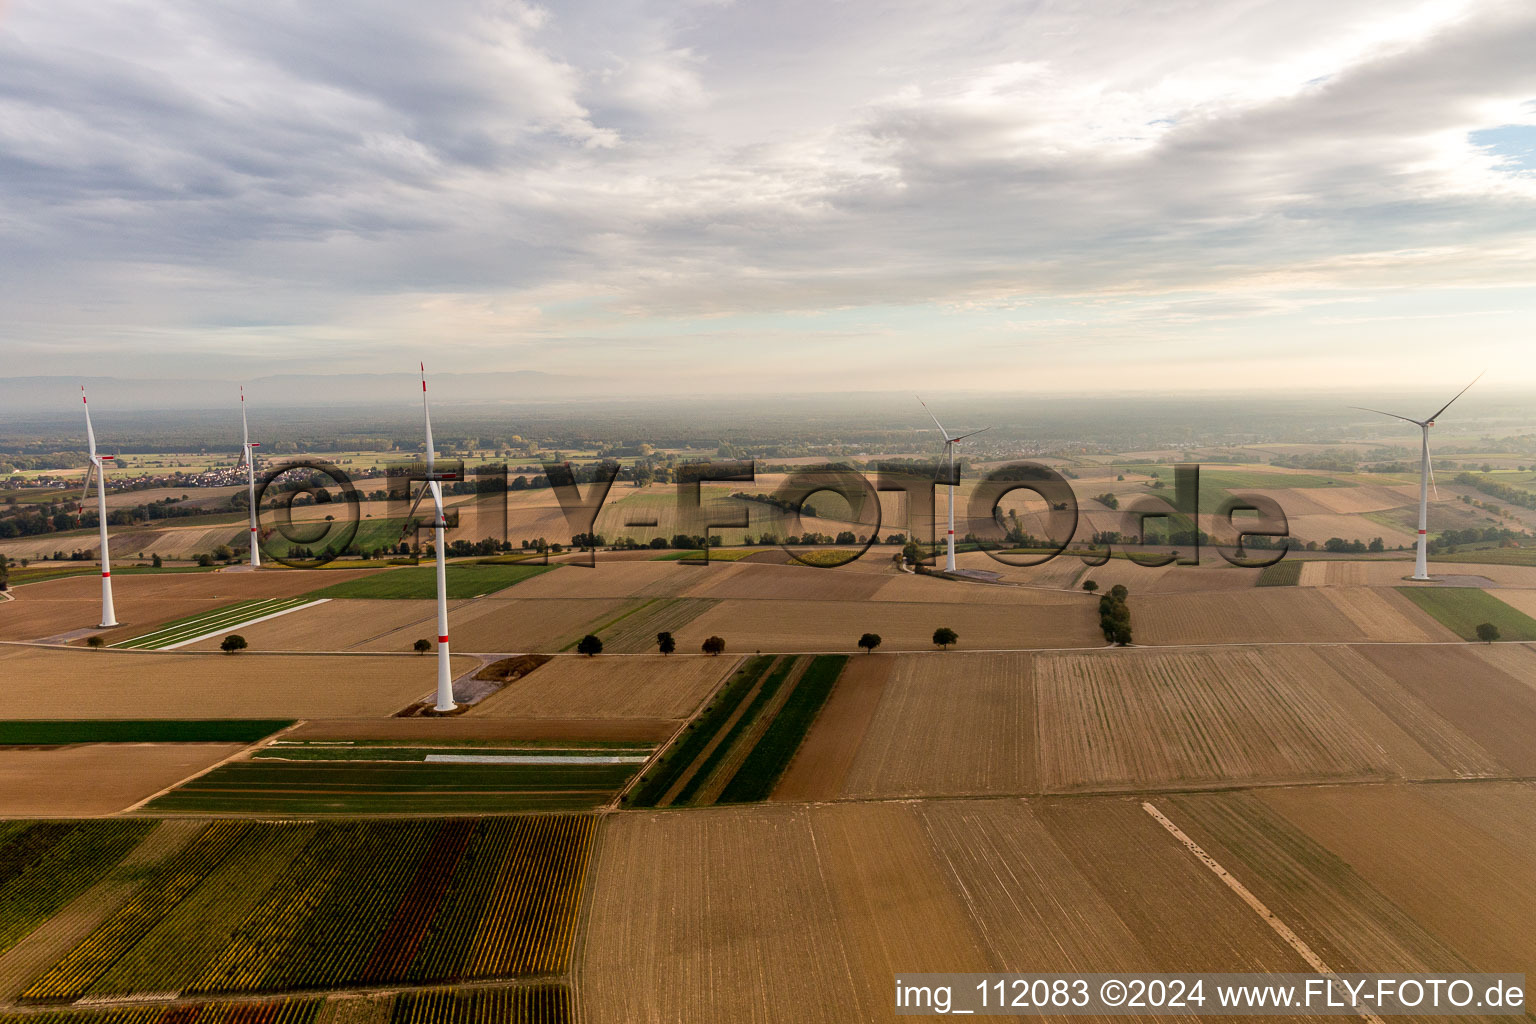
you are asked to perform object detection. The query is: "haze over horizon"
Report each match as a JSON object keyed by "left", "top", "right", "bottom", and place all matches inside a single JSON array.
[{"left": 2, "top": 0, "right": 1534, "bottom": 393}]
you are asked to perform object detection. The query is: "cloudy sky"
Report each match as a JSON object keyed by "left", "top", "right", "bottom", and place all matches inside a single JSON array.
[{"left": 2, "top": 0, "right": 1534, "bottom": 395}]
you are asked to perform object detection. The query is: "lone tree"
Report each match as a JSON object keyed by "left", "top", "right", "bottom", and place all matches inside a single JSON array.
[
  {"left": 1082, "top": 579, "right": 1099, "bottom": 593},
  {"left": 858, "top": 632, "right": 882, "bottom": 654},
  {"left": 932, "top": 627, "right": 958, "bottom": 651},
  {"left": 657, "top": 631, "right": 676, "bottom": 655},
  {"left": 86, "top": 635, "right": 104, "bottom": 649},
  {"left": 577, "top": 634, "right": 604, "bottom": 657},
  {"left": 413, "top": 638, "right": 431, "bottom": 654},
  {"left": 1475, "top": 622, "right": 1501, "bottom": 643},
  {"left": 220, "top": 634, "right": 248, "bottom": 655},
  {"left": 702, "top": 635, "right": 726, "bottom": 656}
]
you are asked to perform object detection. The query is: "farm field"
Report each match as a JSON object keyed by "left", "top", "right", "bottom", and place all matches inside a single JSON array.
[
  {"left": 109, "top": 597, "right": 325, "bottom": 650},
  {"left": 580, "top": 797, "right": 1322, "bottom": 1021},
  {"left": 145, "top": 758, "right": 637, "bottom": 814},
  {"left": 0, "top": 720, "right": 291, "bottom": 744},
  {"left": 1033, "top": 646, "right": 1485, "bottom": 793},
  {"left": 0, "top": 648, "right": 474, "bottom": 719},
  {"left": 345, "top": 597, "right": 629, "bottom": 654},
  {"left": 1397, "top": 585, "right": 1536, "bottom": 640},
  {"left": 771, "top": 653, "right": 892, "bottom": 801},
  {"left": 1133, "top": 586, "right": 1451, "bottom": 644},
  {"left": 0, "top": 569, "right": 376, "bottom": 645},
  {"left": 569, "top": 596, "right": 718, "bottom": 653},
  {"left": 0, "top": 744, "right": 246, "bottom": 816},
  {"left": 181, "top": 599, "right": 439, "bottom": 653},
  {"left": 841, "top": 653, "right": 1033, "bottom": 799},
  {"left": 677, "top": 594, "right": 1099, "bottom": 652},
  {"left": 7, "top": 816, "right": 594, "bottom": 1000},
  {"left": 304, "top": 564, "right": 557, "bottom": 600},
  {"left": 471, "top": 654, "right": 735, "bottom": 720}
]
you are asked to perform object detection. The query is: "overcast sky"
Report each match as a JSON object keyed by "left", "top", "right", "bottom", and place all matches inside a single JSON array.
[{"left": 2, "top": 0, "right": 1534, "bottom": 395}]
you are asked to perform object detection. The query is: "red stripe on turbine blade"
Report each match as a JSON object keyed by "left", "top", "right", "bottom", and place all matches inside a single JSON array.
[{"left": 438, "top": 635, "right": 449, "bottom": 643}]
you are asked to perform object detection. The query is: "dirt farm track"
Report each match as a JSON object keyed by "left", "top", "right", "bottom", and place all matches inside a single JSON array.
[{"left": 0, "top": 555, "right": 1534, "bottom": 1022}]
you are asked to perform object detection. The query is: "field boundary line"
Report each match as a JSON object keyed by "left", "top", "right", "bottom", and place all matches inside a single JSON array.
[
  {"left": 1142, "top": 800, "right": 1386, "bottom": 1024},
  {"left": 158, "top": 599, "right": 331, "bottom": 650},
  {"left": 118, "top": 721, "right": 309, "bottom": 815}
]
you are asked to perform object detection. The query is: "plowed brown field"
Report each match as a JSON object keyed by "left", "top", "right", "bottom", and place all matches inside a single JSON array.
[
  {"left": 0, "top": 646, "right": 471, "bottom": 718},
  {"left": 841, "top": 653, "right": 1033, "bottom": 798},
  {"left": 471, "top": 654, "right": 736, "bottom": 720},
  {"left": 0, "top": 743, "right": 245, "bottom": 815}
]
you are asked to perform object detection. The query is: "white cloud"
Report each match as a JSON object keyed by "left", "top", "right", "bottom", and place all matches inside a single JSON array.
[{"left": 0, "top": 0, "right": 1533, "bottom": 391}]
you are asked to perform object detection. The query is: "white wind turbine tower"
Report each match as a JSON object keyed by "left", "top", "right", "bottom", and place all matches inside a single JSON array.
[
  {"left": 80, "top": 387, "right": 118, "bottom": 628},
  {"left": 1354, "top": 372, "right": 1483, "bottom": 582},
  {"left": 239, "top": 387, "right": 262, "bottom": 568},
  {"left": 918, "top": 397, "right": 989, "bottom": 573},
  {"left": 404, "top": 364, "right": 458, "bottom": 712}
]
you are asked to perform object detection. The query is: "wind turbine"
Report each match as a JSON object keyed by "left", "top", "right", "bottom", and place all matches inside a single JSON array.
[
  {"left": 239, "top": 387, "right": 261, "bottom": 568},
  {"left": 404, "top": 364, "right": 458, "bottom": 712},
  {"left": 918, "top": 397, "right": 989, "bottom": 573},
  {"left": 1354, "top": 372, "right": 1482, "bottom": 582},
  {"left": 80, "top": 387, "right": 118, "bottom": 628}
]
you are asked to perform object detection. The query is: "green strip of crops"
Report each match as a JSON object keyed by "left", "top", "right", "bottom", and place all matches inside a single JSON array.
[
  {"left": 110, "top": 597, "right": 314, "bottom": 649},
  {"left": 302, "top": 562, "right": 556, "bottom": 600},
  {"left": 1397, "top": 586, "right": 1536, "bottom": 641},
  {"left": 0, "top": 720, "right": 292, "bottom": 745},
  {"left": 674, "top": 656, "right": 799, "bottom": 806},
  {"left": 718, "top": 654, "right": 848, "bottom": 804},
  {"left": 625, "top": 654, "right": 773, "bottom": 808}
]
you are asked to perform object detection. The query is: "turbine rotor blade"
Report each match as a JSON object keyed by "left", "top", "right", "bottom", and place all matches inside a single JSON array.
[
  {"left": 82, "top": 386, "right": 97, "bottom": 458},
  {"left": 916, "top": 395, "right": 947, "bottom": 438},
  {"left": 403, "top": 482, "right": 432, "bottom": 533},
  {"left": 1350, "top": 405, "right": 1425, "bottom": 427},
  {"left": 421, "top": 362, "right": 435, "bottom": 474},
  {"left": 1426, "top": 370, "right": 1484, "bottom": 425},
  {"left": 80, "top": 461, "right": 96, "bottom": 505},
  {"left": 950, "top": 426, "right": 991, "bottom": 443}
]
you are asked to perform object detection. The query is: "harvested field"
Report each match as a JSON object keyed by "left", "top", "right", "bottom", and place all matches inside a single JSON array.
[
  {"left": 1078, "top": 557, "right": 1260, "bottom": 594},
  {"left": 1355, "top": 645, "right": 1536, "bottom": 774},
  {"left": 1035, "top": 647, "right": 1453, "bottom": 793},
  {"left": 498, "top": 561, "right": 695, "bottom": 600},
  {"left": 0, "top": 744, "right": 245, "bottom": 815},
  {"left": 579, "top": 805, "right": 873, "bottom": 1022},
  {"left": 1262, "top": 784, "right": 1536, "bottom": 977},
  {"left": 679, "top": 563, "right": 888, "bottom": 602},
  {"left": 183, "top": 599, "right": 437, "bottom": 652},
  {"left": 679, "top": 596, "right": 1098, "bottom": 652},
  {"left": 1287, "top": 512, "right": 1417, "bottom": 547},
  {"left": 471, "top": 654, "right": 736, "bottom": 720},
  {"left": 0, "top": 570, "right": 374, "bottom": 645},
  {"left": 1302, "top": 482, "right": 1420, "bottom": 514},
  {"left": 772, "top": 653, "right": 891, "bottom": 802},
  {"left": 842, "top": 653, "right": 1033, "bottom": 798},
  {"left": 582, "top": 797, "right": 1322, "bottom": 1021},
  {"left": 1134, "top": 587, "right": 1444, "bottom": 644},
  {"left": 1032, "top": 798, "right": 1310, "bottom": 971},
  {"left": 0, "top": 648, "right": 475, "bottom": 719},
  {"left": 284, "top": 717, "right": 675, "bottom": 745},
  {"left": 1162, "top": 790, "right": 1475, "bottom": 976},
  {"left": 426, "top": 597, "right": 631, "bottom": 654},
  {"left": 1492, "top": 587, "right": 1536, "bottom": 621},
  {"left": 576, "top": 597, "right": 718, "bottom": 654}
]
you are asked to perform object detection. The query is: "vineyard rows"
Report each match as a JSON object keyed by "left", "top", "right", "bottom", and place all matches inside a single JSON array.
[
  {"left": 389, "top": 985, "right": 571, "bottom": 1023},
  {"left": 0, "top": 998, "right": 320, "bottom": 1023},
  {"left": 0, "top": 822, "right": 153, "bottom": 956},
  {"left": 14, "top": 817, "right": 596, "bottom": 1002}
]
